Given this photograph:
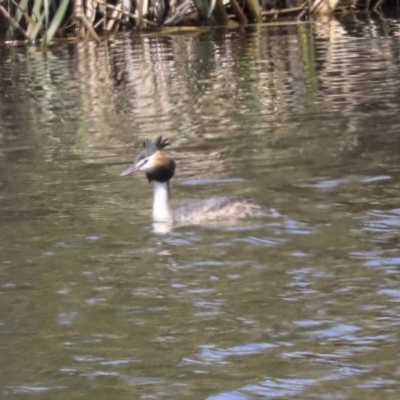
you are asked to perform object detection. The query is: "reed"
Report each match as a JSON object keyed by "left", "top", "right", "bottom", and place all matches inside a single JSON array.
[{"left": 0, "top": 0, "right": 378, "bottom": 44}]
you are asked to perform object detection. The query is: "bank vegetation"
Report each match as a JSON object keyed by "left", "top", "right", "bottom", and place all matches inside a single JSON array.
[{"left": 0, "top": 0, "right": 390, "bottom": 44}]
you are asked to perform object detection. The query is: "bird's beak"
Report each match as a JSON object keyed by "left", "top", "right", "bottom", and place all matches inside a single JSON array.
[{"left": 120, "top": 164, "right": 139, "bottom": 177}]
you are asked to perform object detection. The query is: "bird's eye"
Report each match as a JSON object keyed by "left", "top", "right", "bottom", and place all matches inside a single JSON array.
[{"left": 137, "top": 158, "right": 148, "bottom": 169}]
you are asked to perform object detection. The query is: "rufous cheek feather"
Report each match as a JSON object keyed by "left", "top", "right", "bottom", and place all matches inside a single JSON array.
[{"left": 146, "top": 158, "right": 176, "bottom": 183}]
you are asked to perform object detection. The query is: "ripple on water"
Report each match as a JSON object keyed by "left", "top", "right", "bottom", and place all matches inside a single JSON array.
[
  {"left": 307, "top": 323, "right": 360, "bottom": 340},
  {"left": 295, "top": 178, "right": 349, "bottom": 190},
  {"left": 4, "top": 386, "right": 68, "bottom": 395},
  {"left": 207, "top": 377, "right": 315, "bottom": 399},
  {"left": 362, "top": 209, "right": 400, "bottom": 234},
  {"left": 351, "top": 250, "right": 400, "bottom": 274},
  {"left": 199, "top": 342, "right": 278, "bottom": 364}
]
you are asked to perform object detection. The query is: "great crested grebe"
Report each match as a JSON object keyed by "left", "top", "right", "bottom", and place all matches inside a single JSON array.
[{"left": 120, "top": 136, "right": 278, "bottom": 226}]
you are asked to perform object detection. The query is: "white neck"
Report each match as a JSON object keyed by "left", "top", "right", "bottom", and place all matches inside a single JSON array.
[{"left": 152, "top": 181, "right": 173, "bottom": 222}]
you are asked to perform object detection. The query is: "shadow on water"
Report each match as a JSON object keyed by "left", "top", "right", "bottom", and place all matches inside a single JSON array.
[{"left": 1, "top": 15, "right": 400, "bottom": 399}]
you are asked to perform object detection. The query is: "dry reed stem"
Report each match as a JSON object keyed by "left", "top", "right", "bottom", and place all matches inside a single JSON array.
[
  {"left": 76, "top": 0, "right": 86, "bottom": 38},
  {"left": 297, "top": 2, "right": 309, "bottom": 19},
  {"left": 137, "top": 0, "right": 145, "bottom": 29},
  {"left": 10, "top": 0, "right": 35, "bottom": 25},
  {"left": 106, "top": 3, "right": 122, "bottom": 30},
  {"left": 164, "top": 0, "right": 193, "bottom": 25},
  {"left": 306, "top": 0, "right": 313, "bottom": 13},
  {"left": 310, "top": 0, "right": 339, "bottom": 14},
  {"left": 230, "top": 0, "right": 248, "bottom": 24},
  {"left": 93, "top": 16, "right": 105, "bottom": 28},
  {"left": 92, "top": 0, "right": 158, "bottom": 26},
  {"left": 79, "top": 12, "right": 101, "bottom": 40},
  {"left": 261, "top": 5, "right": 305, "bottom": 15},
  {"left": 0, "top": 5, "right": 30, "bottom": 39},
  {"left": 85, "top": 0, "right": 97, "bottom": 22}
]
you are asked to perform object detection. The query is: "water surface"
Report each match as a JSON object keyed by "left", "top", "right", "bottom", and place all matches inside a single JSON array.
[{"left": 1, "top": 16, "right": 400, "bottom": 399}]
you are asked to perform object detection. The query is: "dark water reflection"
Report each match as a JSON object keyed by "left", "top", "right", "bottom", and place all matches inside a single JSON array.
[{"left": 2, "top": 16, "right": 400, "bottom": 399}]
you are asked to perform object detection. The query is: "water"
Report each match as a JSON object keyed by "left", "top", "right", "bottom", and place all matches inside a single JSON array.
[{"left": 2, "top": 16, "right": 400, "bottom": 399}]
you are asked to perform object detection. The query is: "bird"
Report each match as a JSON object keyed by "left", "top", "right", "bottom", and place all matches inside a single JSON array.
[{"left": 120, "top": 136, "right": 278, "bottom": 226}]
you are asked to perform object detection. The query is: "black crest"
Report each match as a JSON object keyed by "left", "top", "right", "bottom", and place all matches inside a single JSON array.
[
  {"left": 134, "top": 136, "right": 171, "bottom": 164},
  {"left": 142, "top": 136, "right": 170, "bottom": 152}
]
